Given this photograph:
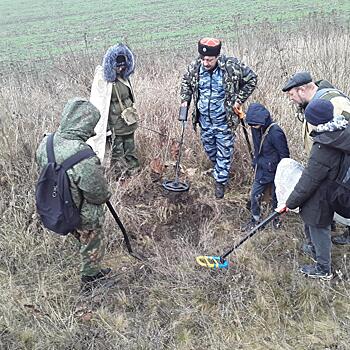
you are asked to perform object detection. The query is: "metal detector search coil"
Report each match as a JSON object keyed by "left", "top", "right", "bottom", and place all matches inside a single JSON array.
[
  {"left": 162, "top": 118, "right": 189, "bottom": 193},
  {"left": 196, "top": 256, "right": 228, "bottom": 269},
  {"left": 162, "top": 179, "right": 189, "bottom": 192},
  {"left": 196, "top": 206, "right": 288, "bottom": 270}
]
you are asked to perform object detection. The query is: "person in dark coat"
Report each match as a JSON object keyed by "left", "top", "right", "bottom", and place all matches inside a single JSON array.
[
  {"left": 282, "top": 71, "right": 350, "bottom": 246},
  {"left": 286, "top": 99, "right": 349, "bottom": 279},
  {"left": 244, "top": 103, "right": 290, "bottom": 230}
]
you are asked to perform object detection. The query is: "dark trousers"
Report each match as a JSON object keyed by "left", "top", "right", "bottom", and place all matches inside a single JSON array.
[
  {"left": 250, "top": 180, "right": 277, "bottom": 220},
  {"left": 308, "top": 224, "right": 332, "bottom": 273}
]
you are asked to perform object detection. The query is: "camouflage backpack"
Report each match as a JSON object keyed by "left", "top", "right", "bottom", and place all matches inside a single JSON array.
[{"left": 35, "top": 133, "right": 95, "bottom": 235}]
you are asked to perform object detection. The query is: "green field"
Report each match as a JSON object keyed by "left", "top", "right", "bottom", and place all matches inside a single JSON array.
[{"left": 0, "top": 0, "right": 349, "bottom": 64}]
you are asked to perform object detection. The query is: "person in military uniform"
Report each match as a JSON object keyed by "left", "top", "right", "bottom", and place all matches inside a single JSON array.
[
  {"left": 282, "top": 71, "right": 350, "bottom": 246},
  {"left": 36, "top": 98, "right": 112, "bottom": 289},
  {"left": 180, "top": 38, "right": 257, "bottom": 198},
  {"left": 102, "top": 43, "right": 140, "bottom": 177}
]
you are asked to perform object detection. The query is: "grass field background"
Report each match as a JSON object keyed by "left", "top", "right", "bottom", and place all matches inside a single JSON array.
[
  {"left": 1, "top": 3, "right": 350, "bottom": 349},
  {"left": 1, "top": 0, "right": 350, "bottom": 65}
]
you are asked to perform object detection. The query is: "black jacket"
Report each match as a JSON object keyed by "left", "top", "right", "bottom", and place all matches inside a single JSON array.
[
  {"left": 286, "top": 125, "right": 350, "bottom": 227},
  {"left": 246, "top": 103, "right": 290, "bottom": 184}
]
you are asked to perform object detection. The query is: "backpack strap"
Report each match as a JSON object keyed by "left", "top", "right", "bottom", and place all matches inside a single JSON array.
[
  {"left": 61, "top": 148, "right": 96, "bottom": 171},
  {"left": 46, "top": 133, "right": 56, "bottom": 163},
  {"left": 258, "top": 123, "right": 276, "bottom": 154}
]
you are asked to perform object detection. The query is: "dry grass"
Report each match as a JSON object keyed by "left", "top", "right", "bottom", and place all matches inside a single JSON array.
[{"left": 1, "top": 16, "right": 350, "bottom": 350}]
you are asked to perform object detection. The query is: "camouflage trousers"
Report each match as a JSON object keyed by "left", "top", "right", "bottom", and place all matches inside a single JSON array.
[
  {"left": 111, "top": 132, "right": 140, "bottom": 175},
  {"left": 73, "top": 228, "right": 105, "bottom": 277},
  {"left": 199, "top": 115, "right": 235, "bottom": 184}
]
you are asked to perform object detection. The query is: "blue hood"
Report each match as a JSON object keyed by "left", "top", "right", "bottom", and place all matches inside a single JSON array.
[
  {"left": 246, "top": 103, "right": 272, "bottom": 127},
  {"left": 102, "top": 43, "right": 135, "bottom": 82}
]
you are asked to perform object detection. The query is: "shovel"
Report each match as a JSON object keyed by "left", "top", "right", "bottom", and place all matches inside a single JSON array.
[
  {"left": 234, "top": 106, "right": 254, "bottom": 161},
  {"left": 106, "top": 200, "right": 145, "bottom": 261}
]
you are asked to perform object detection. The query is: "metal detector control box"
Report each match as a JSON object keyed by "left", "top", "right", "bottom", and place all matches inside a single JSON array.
[{"left": 178, "top": 105, "right": 188, "bottom": 121}]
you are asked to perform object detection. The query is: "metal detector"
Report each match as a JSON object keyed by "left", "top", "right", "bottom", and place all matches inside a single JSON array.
[
  {"left": 196, "top": 206, "right": 288, "bottom": 269},
  {"left": 162, "top": 106, "right": 190, "bottom": 192},
  {"left": 106, "top": 200, "right": 145, "bottom": 261}
]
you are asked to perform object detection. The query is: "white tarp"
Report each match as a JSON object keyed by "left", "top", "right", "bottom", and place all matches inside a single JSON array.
[
  {"left": 86, "top": 65, "right": 112, "bottom": 162},
  {"left": 274, "top": 157, "right": 350, "bottom": 224}
]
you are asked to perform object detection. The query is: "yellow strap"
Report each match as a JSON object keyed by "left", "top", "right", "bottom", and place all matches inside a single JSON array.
[{"left": 196, "top": 256, "right": 218, "bottom": 269}]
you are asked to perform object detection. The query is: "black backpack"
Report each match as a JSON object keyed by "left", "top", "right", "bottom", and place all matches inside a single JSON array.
[
  {"left": 35, "top": 133, "right": 96, "bottom": 235},
  {"left": 330, "top": 152, "right": 350, "bottom": 219}
]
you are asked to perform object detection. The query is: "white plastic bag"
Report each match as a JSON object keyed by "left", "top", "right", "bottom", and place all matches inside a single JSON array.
[
  {"left": 274, "top": 158, "right": 304, "bottom": 213},
  {"left": 274, "top": 157, "right": 349, "bottom": 224}
]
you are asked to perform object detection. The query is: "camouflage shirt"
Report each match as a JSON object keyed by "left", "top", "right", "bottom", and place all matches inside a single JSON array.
[
  {"left": 36, "top": 98, "right": 111, "bottom": 230},
  {"left": 108, "top": 78, "right": 137, "bottom": 136},
  {"left": 198, "top": 65, "right": 225, "bottom": 119},
  {"left": 180, "top": 55, "right": 257, "bottom": 130}
]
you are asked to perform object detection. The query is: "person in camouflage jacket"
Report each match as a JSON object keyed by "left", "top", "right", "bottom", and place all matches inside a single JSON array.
[
  {"left": 180, "top": 38, "right": 257, "bottom": 198},
  {"left": 36, "top": 98, "right": 112, "bottom": 287},
  {"left": 103, "top": 43, "right": 140, "bottom": 177}
]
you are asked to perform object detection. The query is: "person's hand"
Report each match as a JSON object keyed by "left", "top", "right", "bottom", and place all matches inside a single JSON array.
[
  {"left": 275, "top": 205, "right": 288, "bottom": 214},
  {"left": 233, "top": 103, "right": 244, "bottom": 119},
  {"left": 234, "top": 101, "right": 242, "bottom": 110}
]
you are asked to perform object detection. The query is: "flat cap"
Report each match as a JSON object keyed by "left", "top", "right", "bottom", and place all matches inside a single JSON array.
[{"left": 282, "top": 71, "right": 312, "bottom": 92}]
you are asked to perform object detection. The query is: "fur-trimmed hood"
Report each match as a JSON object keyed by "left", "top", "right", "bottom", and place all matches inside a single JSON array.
[{"left": 102, "top": 44, "right": 135, "bottom": 82}]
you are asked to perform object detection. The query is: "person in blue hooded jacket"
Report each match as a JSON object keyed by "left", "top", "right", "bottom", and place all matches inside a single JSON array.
[{"left": 244, "top": 103, "right": 290, "bottom": 230}]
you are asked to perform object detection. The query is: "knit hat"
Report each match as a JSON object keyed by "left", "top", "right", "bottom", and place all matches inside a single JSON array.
[
  {"left": 198, "top": 38, "right": 221, "bottom": 56},
  {"left": 304, "top": 99, "right": 334, "bottom": 126},
  {"left": 115, "top": 54, "right": 127, "bottom": 67}
]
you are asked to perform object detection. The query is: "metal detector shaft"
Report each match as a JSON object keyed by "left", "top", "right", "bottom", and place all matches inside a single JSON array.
[
  {"left": 221, "top": 208, "right": 285, "bottom": 260},
  {"left": 174, "top": 120, "right": 186, "bottom": 184},
  {"left": 106, "top": 200, "right": 133, "bottom": 254}
]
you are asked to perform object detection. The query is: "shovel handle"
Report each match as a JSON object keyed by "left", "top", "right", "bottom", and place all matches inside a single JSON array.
[
  {"left": 106, "top": 200, "right": 133, "bottom": 254},
  {"left": 233, "top": 106, "right": 254, "bottom": 161}
]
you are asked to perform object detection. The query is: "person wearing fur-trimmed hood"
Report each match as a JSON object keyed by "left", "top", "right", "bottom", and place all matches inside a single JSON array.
[{"left": 102, "top": 43, "right": 140, "bottom": 177}]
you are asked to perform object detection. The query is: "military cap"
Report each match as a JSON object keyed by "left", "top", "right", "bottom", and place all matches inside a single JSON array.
[
  {"left": 198, "top": 38, "right": 222, "bottom": 57},
  {"left": 282, "top": 71, "right": 312, "bottom": 92}
]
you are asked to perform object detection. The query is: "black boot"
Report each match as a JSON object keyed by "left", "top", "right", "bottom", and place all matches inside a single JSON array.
[
  {"left": 81, "top": 268, "right": 112, "bottom": 283},
  {"left": 332, "top": 228, "right": 350, "bottom": 245},
  {"left": 242, "top": 218, "right": 260, "bottom": 232},
  {"left": 215, "top": 182, "right": 225, "bottom": 199}
]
